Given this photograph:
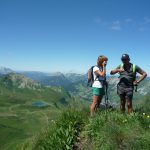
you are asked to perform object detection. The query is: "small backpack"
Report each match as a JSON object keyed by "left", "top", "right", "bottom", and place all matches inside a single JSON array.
[
  {"left": 87, "top": 66, "right": 95, "bottom": 87},
  {"left": 87, "top": 66, "right": 106, "bottom": 87}
]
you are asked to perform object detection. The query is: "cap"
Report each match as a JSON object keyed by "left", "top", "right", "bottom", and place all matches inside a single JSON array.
[{"left": 121, "top": 54, "right": 130, "bottom": 61}]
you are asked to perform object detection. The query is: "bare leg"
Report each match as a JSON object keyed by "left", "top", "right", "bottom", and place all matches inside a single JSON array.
[
  {"left": 97, "top": 96, "right": 103, "bottom": 108},
  {"left": 127, "top": 98, "right": 133, "bottom": 113},
  {"left": 120, "top": 95, "right": 126, "bottom": 113},
  {"left": 90, "top": 95, "right": 102, "bottom": 116}
]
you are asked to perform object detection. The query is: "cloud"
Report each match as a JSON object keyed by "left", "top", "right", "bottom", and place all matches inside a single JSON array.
[
  {"left": 138, "top": 17, "right": 150, "bottom": 31},
  {"left": 111, "top": 21, "right": 121, "bottom": 31},
  {"left": 94, "top": 16, "right": 150, "bottom": 32}
]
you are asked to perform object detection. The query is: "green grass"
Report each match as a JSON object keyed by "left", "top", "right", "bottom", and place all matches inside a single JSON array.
[
  {"left": 0, "top": 106, "right": 62, "bottom": 150},
  {"left": 0, "top": 74, "right": 150, "bottom": 150},
  {"left": 0, "top": 81, "right": 72, "bottom": 150},
  {"left": 21, "top": 108, "right": 88, "bottom": 150},
  {"left": 22, "top": 106, "right": 150, "bottom": 150},
  {"left": 82, "top": 110, "right": 150, "bottom": 150}
]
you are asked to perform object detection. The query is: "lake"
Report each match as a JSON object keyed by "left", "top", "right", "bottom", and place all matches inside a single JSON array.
[{"left": 32, "top": 101, "right": 48, "bottom": 108}]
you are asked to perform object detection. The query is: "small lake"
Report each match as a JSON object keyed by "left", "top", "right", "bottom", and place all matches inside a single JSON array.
[{"left": 32, "top": 101, "right": 48, "bottom": 108}]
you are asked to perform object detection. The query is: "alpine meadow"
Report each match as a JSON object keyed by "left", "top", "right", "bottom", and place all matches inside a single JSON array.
[{"left": 0, "top": 0, "right": 150, "bottom": 150}]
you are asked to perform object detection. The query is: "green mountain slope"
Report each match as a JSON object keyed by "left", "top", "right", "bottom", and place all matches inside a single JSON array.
[
  {"left": 24, "top": 106, "right": 150, "bottom": 150},
  {"left": 0, "top": 73, "right": 72, "bottom": 150},
  {"left": 0, "top": 72, "right": 149, "bottom": 150},
  {"left": 23, "top": 92, "right": 150, "bottom": 150},
  {"left": 70, "top": 76, "right": 150, "bottom": 104}
]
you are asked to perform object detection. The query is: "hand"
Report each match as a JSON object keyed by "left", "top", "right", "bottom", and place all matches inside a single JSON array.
[
  {"left": 102, "top": 61, "right": 107, "bottom": 67},
  {"left": 117, "top": 68, "right": 124, "bottom": 73},
  {"left": 133, "top": 80, "right": 139, "bottom": 86}
]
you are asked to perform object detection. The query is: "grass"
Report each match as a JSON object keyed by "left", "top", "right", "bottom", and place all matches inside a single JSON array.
[
  {"left": 82, "top": 110, "right": 150, "bottom": 150},
  {"left": 0, "top": 73, "right": 150, "bottom": 150},
  {"left": 21, "top": 108, "right": 88, "bottom": 150},
  {"left": 0, "top": 106, "right": 62, "bottom": 150},
  {"left": 0, "top": 85, "right": 71, "bottom": 150},
  {"left": 21, "top": 106, "right": 150, "bottom": 150}
]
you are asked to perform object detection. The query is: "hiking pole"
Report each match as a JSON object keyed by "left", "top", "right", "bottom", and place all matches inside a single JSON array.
[
  {"left": 135, "top": 84, "right": 138, "bottom": 92},
  {"left": 104, "top": 81, "right": 109, "bottom": 113},
  {"left": 103, "top": 81, "right": 109, "bottom": 121}
]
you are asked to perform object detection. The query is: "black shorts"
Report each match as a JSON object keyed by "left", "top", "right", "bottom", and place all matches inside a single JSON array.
[{"left": 117, "top": 84, "right": 134, "bottom": 100}]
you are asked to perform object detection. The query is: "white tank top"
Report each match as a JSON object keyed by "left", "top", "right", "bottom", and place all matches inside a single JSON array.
[{"left": 92, "top": 66, "right": 103, "bottom": 88}]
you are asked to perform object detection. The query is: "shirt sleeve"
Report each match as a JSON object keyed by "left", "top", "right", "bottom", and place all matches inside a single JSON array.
[{"left": 93, "top": 66, "right": 99, "bottom": 73}]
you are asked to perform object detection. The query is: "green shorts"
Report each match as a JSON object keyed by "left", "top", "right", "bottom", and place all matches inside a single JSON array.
[{"left": 92, "top": 87, "right": 105, "bottom": 96}]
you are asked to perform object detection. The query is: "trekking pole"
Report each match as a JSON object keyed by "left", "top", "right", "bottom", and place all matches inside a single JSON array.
[
  {"left": 104, "top": 81, "right": 109, "bottom": 114},
  {"left": 135, "top": 84, "right": 138, "bottom": 92}
]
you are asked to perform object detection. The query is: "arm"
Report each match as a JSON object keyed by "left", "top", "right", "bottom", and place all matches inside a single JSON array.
[
  {"left": 110, "top": 69, "right": 119, "bottom": 75},
  {"left": 110, "top": 66, "right": 124, "bottom": 75},
  {"left": 95, "top": 66, "right": 106, "bottom": 77},
  {"left": 95, "top": 61, "right": 107, "bottom": 77},
  {"left": 134, "top": 68, "right": 147, "bottom": 84}
]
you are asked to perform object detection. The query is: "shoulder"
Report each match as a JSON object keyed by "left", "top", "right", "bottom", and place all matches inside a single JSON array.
[
  {"left": 133, "top": 64, "right": 144, "bottom": 73},
  {"left": 93, "top": 66, "right": 99, "bottom": 72},
  {"left": 132, "top": 64, "right": 140, "bottom": 70}
]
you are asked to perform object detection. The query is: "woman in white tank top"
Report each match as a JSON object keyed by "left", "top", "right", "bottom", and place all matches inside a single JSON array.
[{"left": 90, "top": 55, "right": 108, "bottom": 117}]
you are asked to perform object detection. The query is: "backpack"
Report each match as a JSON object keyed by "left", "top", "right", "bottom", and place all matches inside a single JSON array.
[
  {"left": 87, "top": 66, "right": 106, "bottom": 87},
  {"left": 87, "top": 66, "right": 95, "bottom": 87}
]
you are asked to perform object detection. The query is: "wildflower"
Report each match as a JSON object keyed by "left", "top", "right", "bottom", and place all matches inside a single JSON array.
[
  {"left": 143, "top": 113, "right": 146, "bottom": 115},
  {"left": 147, "top": 115, "right": 150, "bottom": 118},
  {"left": 122, "top": 119, "right": 127, "bottom": 123},
  {"left": 51, "top": 120, "right": 55, "bottom": 123}
]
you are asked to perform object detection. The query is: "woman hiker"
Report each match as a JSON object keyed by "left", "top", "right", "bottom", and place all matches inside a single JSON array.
[{"left": 90, "top": 55, "right": 108, "bottom": 116}]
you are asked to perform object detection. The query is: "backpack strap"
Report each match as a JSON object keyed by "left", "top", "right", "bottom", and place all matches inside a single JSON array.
[
  {"left": 120, "top": 64, "right": 136, "bottom": 73},
  {"left": 120, "top": 64, "right": 124, "bottom": 69},
  {"left": 93, "top": 66, "right": 105, "bottom": 82},
  {"left": 132, "top": 64, "right": 136, "bottom": 73}
]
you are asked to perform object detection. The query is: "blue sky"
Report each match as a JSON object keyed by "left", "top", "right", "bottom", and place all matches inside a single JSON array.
[{"left": 0, "top": 0, "right": 150, "bottom": 74}]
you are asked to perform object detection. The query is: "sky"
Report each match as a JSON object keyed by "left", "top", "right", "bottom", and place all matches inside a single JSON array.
[{"left": 0, "top": 0, "right": 150, "bottom": 75}]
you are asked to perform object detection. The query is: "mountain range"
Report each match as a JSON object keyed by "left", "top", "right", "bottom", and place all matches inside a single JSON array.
[
  {"left": 0, "top": 67, "right": 150, "bottom": 150},
  {"left": 0, "top": 72, "right": 74, "bottom": 150},
  {"left": 0, "top": 66, "right": 150, "bottom": 101}
]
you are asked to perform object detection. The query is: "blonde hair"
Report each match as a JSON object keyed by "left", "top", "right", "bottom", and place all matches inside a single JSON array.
[{"left": 97, "top": 55, "right": 108, "bottom": 66}]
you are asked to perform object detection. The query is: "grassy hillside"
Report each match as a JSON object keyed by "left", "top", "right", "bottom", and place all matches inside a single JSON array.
[
  {"left": 23, "top": 107, "right": 150, "bottom": 150},
  {"left": 22, "top": 92, "right": 150, "bottom": 150},
  {"left": 0, "top": 73, "right": 149, "bottom": 150},
  {"left": 0, "top": 73, "right": 72, "bottom": 150}
]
